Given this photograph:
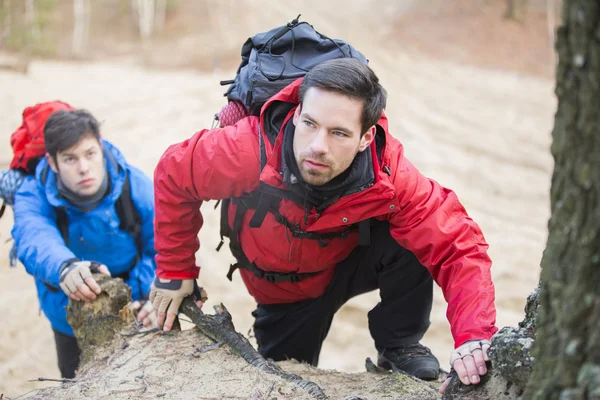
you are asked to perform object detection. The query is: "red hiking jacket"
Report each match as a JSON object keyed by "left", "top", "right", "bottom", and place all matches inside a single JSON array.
[{"left": 153, "top": 79, "right": 498, "bottom": 348}]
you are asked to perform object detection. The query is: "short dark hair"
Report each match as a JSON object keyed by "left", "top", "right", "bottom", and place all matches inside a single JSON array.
[
  {"left": 44, "top": 109, "right": 101, "bottom": 159},
  {"left": 299, "top": 58, "right": 387, "bottom": 134}
]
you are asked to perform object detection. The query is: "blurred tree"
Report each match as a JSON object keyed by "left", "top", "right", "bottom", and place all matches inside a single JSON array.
[
  {"left": 72, "top": 0, "right": 90, "bottom": 57},
  {"left": 523, "top": 0, "right": 600, "bottom": 398},
  {"left": 129, "top": 0, "right": 168, "bottom": 41},
  {"left": 0, "top": 0, "right": 12, "bottom": 45},
  {"left": 25, "top": 0, "right": 41, "bottom": 43},
  {"left": 505, "top": 0, "right": 529, "bottom": 22},
  {"left": 0, "top": 0, "right": 56, "bottom": 56}
]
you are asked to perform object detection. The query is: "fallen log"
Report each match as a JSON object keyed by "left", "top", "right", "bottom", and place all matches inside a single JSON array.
[{"left": 25, "top": 277, "right": 441, "bottom": 399}]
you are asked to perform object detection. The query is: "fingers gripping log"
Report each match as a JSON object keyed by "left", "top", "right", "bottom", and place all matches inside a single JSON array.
[{"left": 179, "top": 296, "right": 328, "bottom": 400}]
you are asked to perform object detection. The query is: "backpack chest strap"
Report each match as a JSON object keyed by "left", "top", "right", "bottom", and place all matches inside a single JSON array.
[
  {"left": 226, "top": 258, "right": 320, "bottom": 284},
  {"left": 217, "top": 189, "right": 372, "bottom": 283}
]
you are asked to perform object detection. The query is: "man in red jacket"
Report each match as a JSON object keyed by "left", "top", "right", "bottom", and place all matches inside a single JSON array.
[{"left": 149, "top": 58, "right": 498, "bottom": 387}]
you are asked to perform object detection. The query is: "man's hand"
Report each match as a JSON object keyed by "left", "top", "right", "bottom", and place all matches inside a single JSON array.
[
  {"left": 149, "top": 278, "right": 199, "bottom": 331},
  {"left": 59, "top": 260, "right": 111, "bottom": 302},
  {"left": 131, "top": 300, "right": 157, "bottom": 327},
  {"left": 440, "top": 339, "right": 491, "bottom": 394}
]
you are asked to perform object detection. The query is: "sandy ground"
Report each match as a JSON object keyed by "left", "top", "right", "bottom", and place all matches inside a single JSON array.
[{"left": 0, "top": 1, "right": 557, "bottom": 397}]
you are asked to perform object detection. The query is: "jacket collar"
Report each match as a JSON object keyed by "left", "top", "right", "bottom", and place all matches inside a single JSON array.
[
  {"left": 257, "top": 79, "right": 397, "bottom": 212},
  {"left": 259, "top": 78, "right": 393, "bottom": 184}
]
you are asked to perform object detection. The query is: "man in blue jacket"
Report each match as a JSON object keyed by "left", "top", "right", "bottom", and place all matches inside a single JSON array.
[{"left": 12, "top": 109, "right": 156, "bottom": 379}]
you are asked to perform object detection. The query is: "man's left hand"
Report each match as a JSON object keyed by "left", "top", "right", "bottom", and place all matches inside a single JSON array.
[
  {"left": 440, "top": 339, "right": 491, "bottom": 394},
  {"left": 132, "top": 300, "right": 157, "bottom": 327}
]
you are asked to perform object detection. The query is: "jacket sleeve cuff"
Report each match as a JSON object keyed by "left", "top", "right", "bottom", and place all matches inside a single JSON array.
[
  {"left": 58, "top": 257, "right": 81, "bottom": 276},
  {"left": 454, "top": 327, "right": 498, "bottom": 348},
  {"left": 43, "top": 257, "right": 78, "bottom": 289},
  {"left": 156, "top": 266, "right": 200, "bottom": 281}
]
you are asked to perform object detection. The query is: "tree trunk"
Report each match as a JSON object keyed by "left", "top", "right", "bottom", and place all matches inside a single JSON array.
[
  {"left": 72, "top": 0, "right": 90, "bottom": 58},
  {"left": 505, "top": 0, "right": 529, "bottom": 23},
  {"left": 0, "top": 0, "right": 13, "bottom": 45},
  {"left": 31, "top": 277, "right": 442, "bottom": 400},
  {"left": 523, "top": 0, "right": 600, "bottom": 399},
  {"left": 154, "top": 0, "right": 166, "bottom": 33},
  {"left": 25, "top": 0, "right": 40, "bottom": 44},
  {"left": 130, "top": 0, "right": 155, "bottom": 41}
]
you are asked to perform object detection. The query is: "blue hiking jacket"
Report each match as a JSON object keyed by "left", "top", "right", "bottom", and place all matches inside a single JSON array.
[{"left": 12, "top": 140, "right": 156, "bottom": 336}]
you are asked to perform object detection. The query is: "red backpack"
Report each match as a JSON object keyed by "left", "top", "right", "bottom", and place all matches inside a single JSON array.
[{"left": 10, "top": 100, "right": 75, "bottom": 174}]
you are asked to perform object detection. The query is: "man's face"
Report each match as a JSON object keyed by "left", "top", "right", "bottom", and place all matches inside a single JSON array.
[
  {"left": 292, "top": 87, "right": 375, "bottom": 186},
  {"left": 47, "top": 135, "right": 106, "bottom": 197}
]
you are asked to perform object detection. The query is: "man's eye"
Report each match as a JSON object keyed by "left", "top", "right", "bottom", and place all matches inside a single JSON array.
[
  {"left": 303, "top": 120, "right": 315, "bottom": 128},
  {"left": 333, "top": 131, "right": 347, "bottom": 137}
]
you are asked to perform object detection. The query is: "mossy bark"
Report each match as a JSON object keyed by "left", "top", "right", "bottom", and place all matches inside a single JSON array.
[
  {"left": 523, "top": 0, "right": 600, "bottom": 398},
  {"left": 441, "top": 287, "right": 539, "bottom": 399},
  {"left": 66, "top": 275, "right": 131, "bottom": 365}
]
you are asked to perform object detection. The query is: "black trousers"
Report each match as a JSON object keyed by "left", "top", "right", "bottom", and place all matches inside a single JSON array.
[
  {"left": 252, "top": 221, "right": 433, "bottom": 366},
  {"left": 52, "top": 329, "right": 81, "bottom": 379}
]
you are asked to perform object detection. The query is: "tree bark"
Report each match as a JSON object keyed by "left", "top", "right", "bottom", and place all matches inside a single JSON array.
[{"left": 523, "top": 0, "right": 600, "bottom": 399}]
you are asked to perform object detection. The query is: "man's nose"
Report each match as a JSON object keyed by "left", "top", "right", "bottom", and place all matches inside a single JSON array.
[
  {"left": 78, "top": 159, "right": 89, "bottom": 174},
  {"left": 310, "top": 129, "right": 329, "bottom": 155}
]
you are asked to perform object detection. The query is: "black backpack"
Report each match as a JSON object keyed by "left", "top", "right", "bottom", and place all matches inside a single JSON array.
[
  {"left": 215, "top": 16, "right": 372, "bottom": 283},
  {"left": 219, "top": 15, "right": 368, "bottom": 117}
]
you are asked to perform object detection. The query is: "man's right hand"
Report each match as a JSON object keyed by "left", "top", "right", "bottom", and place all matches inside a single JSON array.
[
  {"left": 59, "top": 260, "right": 111, "bottom": 302},
  {"left": 440, "top": 339, "right": 491, "bottom": 394},
  {"left": 149, "top": 278, "right": 198, "bottom": 331}
]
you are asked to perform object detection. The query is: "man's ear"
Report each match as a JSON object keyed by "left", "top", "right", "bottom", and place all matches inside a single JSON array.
[
  {"left": 292, "top": 104, "right": 302, "bottom": 126},
  {"left": 45, "top": 153, "right": 58, "bottom": 173},
  {"left": 358, "top": 126, "right": 376, "bottom": 152}
]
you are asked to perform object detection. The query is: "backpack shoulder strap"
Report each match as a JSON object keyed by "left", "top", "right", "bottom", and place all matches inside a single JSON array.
[
  {"left": 55, "top": 207, "right": 70, "bottom": 246},
  {"left": 115, "top": 170, "right": 143, "bottom": 258},
  {"left": 102, "top": 149, "right": 143, "bottom": 258},
  {"left": 258, "top": 124, "right": 268, "bottom": 171},
  {"left": 39, "top": 164, "right": 70, "bottom": 245},
  {"left": 40, "top": 164, "right": 50, "bottom": 186}
]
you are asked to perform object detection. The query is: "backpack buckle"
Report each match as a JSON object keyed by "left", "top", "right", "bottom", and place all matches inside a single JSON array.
[
  {"left": 227, "top": 264, "right": 239, "bottom": 281},
  {"left": 263, "top": 271, "right": 302, "bottom": 283},
  {"left": 288, "top": 14, "right": 301, "bottom": 27}
]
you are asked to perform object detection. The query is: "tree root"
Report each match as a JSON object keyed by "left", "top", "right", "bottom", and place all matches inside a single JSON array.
[{"left": 180, "top": 297, "right": 328, "bottom": 400}]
